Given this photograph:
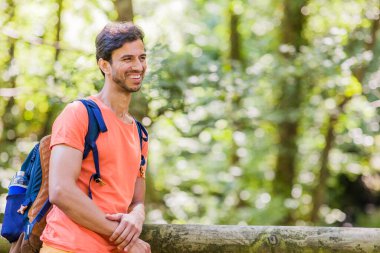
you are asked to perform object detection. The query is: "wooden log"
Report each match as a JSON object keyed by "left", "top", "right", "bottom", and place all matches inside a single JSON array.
[
  {"left": 1, "top": 224, "right": 379, "bottom": 252},
  {"left": 140, "top": 224, "right": 380, "bottom": 253}
]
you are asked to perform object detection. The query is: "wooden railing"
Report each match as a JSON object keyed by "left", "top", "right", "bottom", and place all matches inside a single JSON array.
[
  {"left": 141, "top": 224, "right": 380, "bottom": 253},
  {"left": 1, "top": 224, "right": 380, "bottom": 252}
]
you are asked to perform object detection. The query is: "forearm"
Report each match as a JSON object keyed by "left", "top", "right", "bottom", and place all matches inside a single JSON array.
[
  {"left": 50, "top": 183, "right": 117, "bottom": 236},
  {"left": 128, "top": 178, "right": 146, "bottom": 222}
]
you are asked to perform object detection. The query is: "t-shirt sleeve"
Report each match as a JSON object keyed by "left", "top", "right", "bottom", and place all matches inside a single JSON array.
[
  {"left": 138, "top": 132, "right": 149, "bottom": 178},
  {"left": 50, "top": 101, "right": 88, "bottom": 152}
]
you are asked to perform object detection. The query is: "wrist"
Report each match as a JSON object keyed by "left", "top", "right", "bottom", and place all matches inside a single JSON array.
[{"left": 128, "top": 204, "right": 145, "bottom": 220}]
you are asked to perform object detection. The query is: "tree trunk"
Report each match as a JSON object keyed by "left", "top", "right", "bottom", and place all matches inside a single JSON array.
[
  {"left": 273, "top": 114, "right": 300, "bottom": 198},
  {"left": 273, "top": 0, "right": 308, "bottom": 202},
  {"left": 229, "top": 2, "right": 242, "bottom": 63},
  {"left": 114, "top": 0, "right": 134, "bottom": 22},
  {"left": 227, "top": 2, "right": 244, "bottom": 168},
  {"left": 310, "top": 114, "right": 338, "bottom": 222},
  {"left": 39, "top": 0, "right": 64, "bottom": 138},
  {"left": 140, "top": 224, "right": 380, "bottom": 253}
]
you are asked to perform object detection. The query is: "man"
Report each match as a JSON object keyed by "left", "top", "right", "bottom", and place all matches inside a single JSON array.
[{"left": 40, "top": 22, "right": 151, "bottom": 253}]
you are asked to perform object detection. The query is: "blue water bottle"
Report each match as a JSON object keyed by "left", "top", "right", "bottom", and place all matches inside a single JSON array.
[
  {"left": 8, "top": 171, "right": 28, "bottom": 195},
  {"left": 1, "top": 171, "right": 28, "bottom": 242}
]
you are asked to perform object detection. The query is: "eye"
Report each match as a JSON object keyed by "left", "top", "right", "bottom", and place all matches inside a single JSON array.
[{"left": 140, "top": 55, "right": 147, "bottom": 61}]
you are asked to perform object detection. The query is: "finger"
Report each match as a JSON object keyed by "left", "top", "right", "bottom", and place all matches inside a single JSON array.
[
  {"left": 123, "top": 232, "right": 139, "bottom": 252},
  {"left": 109, "top": 222, "right": 128, "bottom": 242},
  {"left": 133, "top": 240, "right": 151, "bottom": 253},
  {"left": 133, "top": 239, "right": 150, "bottom": 253},
  {"left": 146, "top": 242, "right": 151, "bottom": 253},
  {"left": 117, "top": 231, "right": 135, "bottom": 251},
  {"left": 125, "top": 242, "right": 142, "bottom": 253},
  {"left": 144, "top": 244, "right": 151, "bottom": 253},
  {"left": 114, "top": 223, "right": 133, "bottom": 245},
  {"left": 106, "top": 213, "right": 123, "bottom": 221},
  {"left": 123, "top": 238, "right": 145, "bottom": 253}
]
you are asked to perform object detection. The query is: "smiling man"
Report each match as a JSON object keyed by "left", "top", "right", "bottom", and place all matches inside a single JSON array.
[{"left": 40, "top": 22, "right": 151, "bottom": 253}]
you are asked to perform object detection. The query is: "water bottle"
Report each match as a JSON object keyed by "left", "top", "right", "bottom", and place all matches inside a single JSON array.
[{"left": 8, "top": 171, "right": 28, "bottom": 195}]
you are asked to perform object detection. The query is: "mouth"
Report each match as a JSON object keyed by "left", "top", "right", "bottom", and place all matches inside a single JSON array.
[
  {"left": 129, "top": 74, "right": 141, "bottom": 79},
  {"left": 126, "top": 73, "right": 143, "bottom": 84}
]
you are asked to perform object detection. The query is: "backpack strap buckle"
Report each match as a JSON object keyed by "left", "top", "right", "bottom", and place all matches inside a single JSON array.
[
  {"left": 17, "top": 205, "right": 28, "bottom": 215},
  {"left": 95, "top": 177, "right": 106, "bottom": 186}
]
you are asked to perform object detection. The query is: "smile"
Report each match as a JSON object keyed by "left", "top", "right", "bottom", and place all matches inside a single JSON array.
[{"left": 129, "top": 74, "right": 141, "bottom": 79}]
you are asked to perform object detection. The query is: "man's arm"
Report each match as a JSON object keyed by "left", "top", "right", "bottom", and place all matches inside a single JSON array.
[
  {"left": 48, "top": 144, "right": 118, "bottom": 236},
  {"left": 128, "top": 178, "right": 146, "bottom": 222},
  {"left": 106, "top": 177, "right": 147, "bottom": 252}
]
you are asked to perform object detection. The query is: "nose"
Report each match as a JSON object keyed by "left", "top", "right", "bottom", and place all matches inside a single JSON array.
[{"left": 131, "top": 60, "right": 144, "bottom": 72}]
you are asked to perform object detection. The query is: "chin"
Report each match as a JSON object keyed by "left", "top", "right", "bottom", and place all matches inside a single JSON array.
[{"left": 127, "top": 85, "right": 142, "bottom": 93}]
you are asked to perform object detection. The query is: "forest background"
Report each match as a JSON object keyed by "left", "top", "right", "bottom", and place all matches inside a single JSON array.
[{"left": 0, "top": 0, "right": 380, "bottom": 228}]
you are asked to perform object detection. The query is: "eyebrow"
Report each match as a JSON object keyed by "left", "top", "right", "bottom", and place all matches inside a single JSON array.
[{"left": 120, "top": 53, "right": 147, "bottom": 59}]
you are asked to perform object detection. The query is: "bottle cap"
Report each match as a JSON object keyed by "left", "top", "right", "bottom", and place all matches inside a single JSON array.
[{"left": 16, "top": 171, "right": 25, "bottom": 176}]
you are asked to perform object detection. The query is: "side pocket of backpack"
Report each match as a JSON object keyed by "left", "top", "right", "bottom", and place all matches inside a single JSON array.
[{"left": 1, "top": 193, "right": 27, "bottom": 243}]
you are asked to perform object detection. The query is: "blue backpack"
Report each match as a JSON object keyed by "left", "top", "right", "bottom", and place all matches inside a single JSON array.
[{"left": 1, "top": 99, "right": 148, "bottom": 250}]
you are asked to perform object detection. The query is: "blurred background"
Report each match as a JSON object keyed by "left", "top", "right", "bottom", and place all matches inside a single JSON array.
[{"left": 0, "top": 0, "right": 380, "bottom": 229}]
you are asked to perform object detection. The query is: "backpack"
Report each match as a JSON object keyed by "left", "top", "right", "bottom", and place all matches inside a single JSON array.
[{"left": 1, "top": 99, "right": 148, "bottom": 253}]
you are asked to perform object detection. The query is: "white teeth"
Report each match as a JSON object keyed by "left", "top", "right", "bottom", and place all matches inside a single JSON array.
[{"left": 130, "top": 75, "right": 141, "bottom": 79}]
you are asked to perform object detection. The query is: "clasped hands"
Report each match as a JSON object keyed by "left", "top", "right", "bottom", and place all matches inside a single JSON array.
[{"left": 106, "top": 212, "right": 151, "bottom": 253}]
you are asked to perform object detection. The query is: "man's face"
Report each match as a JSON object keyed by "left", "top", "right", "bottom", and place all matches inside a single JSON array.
[{"left": 109, "top": 39, "right": 147, "bottom": 93}]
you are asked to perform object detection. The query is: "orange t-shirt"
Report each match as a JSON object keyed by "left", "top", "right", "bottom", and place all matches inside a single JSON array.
[{"left": 40, "top": 96, "right": 148, "bottom": 253}]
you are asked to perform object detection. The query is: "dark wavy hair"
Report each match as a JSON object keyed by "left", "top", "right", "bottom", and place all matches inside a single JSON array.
[{"left": 95, "top": 22, "right": 144, "bottom": 75}]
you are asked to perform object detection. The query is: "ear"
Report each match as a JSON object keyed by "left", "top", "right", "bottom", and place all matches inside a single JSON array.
[{"left": 98, "top": 58, "right": 111, "bottom": 75}]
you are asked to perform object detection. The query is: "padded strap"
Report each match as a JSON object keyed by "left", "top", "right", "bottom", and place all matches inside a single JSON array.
[
  {"left": 134, "top": 119, "right": 149, "bottom": 167},
  {"left": 21, "top": 143, "right": 39, "bottom": 177},
  {"left": 80, "top": 99, "right": 107, "bottom": 159},
  {"left": 25, "top": 199, "right": 51, "bottom": 239},
  {"left": 79, "top": 99, "right": 107, "bottom": 198}
]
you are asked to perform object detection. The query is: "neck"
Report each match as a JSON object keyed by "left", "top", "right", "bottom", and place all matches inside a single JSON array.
[{"left": 95, "top": 82, "right": 133, "bottom": 122}]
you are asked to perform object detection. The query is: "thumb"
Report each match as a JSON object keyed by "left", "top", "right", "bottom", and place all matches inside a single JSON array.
[{"left": 105, "top": 213, "right": 123, "bottom": 221}]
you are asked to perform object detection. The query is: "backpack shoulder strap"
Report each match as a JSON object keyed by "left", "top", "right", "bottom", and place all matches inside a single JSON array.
[
  {"left": 78, "top": 99, "right": 107, "bottom": 198},
  {"left": 78, "top": 99, "right": 107, "bottom": 158},
  {"left": 134, "top": 119, "right": 148, "bottom": 167}
]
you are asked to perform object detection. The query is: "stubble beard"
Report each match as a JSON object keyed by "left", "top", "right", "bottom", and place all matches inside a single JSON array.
[{"left": 112, "top": 71, "right": 143, "bottom": 93}]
